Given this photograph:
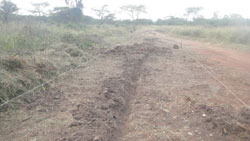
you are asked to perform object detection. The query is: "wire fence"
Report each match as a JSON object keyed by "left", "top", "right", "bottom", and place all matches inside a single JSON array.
[{"left": 0, "top": 54, "right": 102, "bottom": 108}]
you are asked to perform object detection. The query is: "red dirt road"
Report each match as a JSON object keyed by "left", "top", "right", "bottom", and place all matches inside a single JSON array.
[
  {"left": 159, "top": 33, "right": 250, "bottom": 108},
  {"left": 185, "top": 39, "right": 250, "bottom": 72}
]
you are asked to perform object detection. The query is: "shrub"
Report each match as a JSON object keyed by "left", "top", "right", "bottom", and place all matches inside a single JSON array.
[
  {"left": 61, "top": 33, "right": 77, "bottom": 44},
  {"left": 0, "top": 58, "right": 25, "bottom": 72},
  {"left": 66, "top": 48, "right": 83, "bottom": 57}
]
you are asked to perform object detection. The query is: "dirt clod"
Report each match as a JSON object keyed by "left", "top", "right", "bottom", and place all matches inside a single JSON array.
[
  {"left": 69, "top": 121, "right": 83, "bottom": 128},
  {"left": 173, "top": 44, "right": 179, "bottom": 49}
]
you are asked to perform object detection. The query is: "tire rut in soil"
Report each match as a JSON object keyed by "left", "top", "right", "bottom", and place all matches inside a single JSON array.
[{"left": 64, "top": 42, "right": 170, "bottom": 141}]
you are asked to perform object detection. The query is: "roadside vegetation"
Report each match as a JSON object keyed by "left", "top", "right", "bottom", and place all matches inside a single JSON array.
[
  {"left": 0, "top": 22, "right": 135, "bottom": 104},
  {"left": 161, "top": 26, "right": 250, "bottom": 49}
]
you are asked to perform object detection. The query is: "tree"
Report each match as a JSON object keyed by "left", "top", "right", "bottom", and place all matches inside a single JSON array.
[
  {"left": 65, "top": 0, "right": 83, "bottom": 9},
  {"left": 92, "top": 5, "right": 115, "bottom": 24},
  {"left": 185, "top": 7, "right": 203, "bottom": 20},
  {"left": 104, "top": 13, "right": 115, "bottom": 20},
  {"left": 92, "top": 5, "right": 109, "bottom": 20},
  {"left": 51, "top": 7, "right": 82, "bottom": 23},
  {"left": 30, "top": 2, "right": 49, "bottom": 16},
  {"left": 120, "top": 5, "right": 147, "bottom": 21},
  {"left": 212, "top": 11, "right": 219, "bottom": 19},
  {"left": 103, "top": 13, "right": 116, "bottom": 24},
  {"left": 51, "top": 0, "right": 83, "bottom": 23},
  {"left": 0, "top": 0, "right": 18, "bottom": 23},
  {"left": 229, "top": 13, "right": 246, "bottom": 25}
]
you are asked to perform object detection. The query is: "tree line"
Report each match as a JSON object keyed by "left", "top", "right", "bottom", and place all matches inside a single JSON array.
[{"left": 0, "top": 0, "right": 250, "bottom": 26}]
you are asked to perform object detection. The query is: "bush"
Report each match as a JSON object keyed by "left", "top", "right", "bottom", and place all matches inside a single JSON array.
[
  {"left": 61, "top": 33, "right": 77, "bottom": 44},
  {"left": 0, "top": 58, "right": 25, "bottom": 72},
  {"left": 66, "top": 48, "right": 83, "bottom": 57}
]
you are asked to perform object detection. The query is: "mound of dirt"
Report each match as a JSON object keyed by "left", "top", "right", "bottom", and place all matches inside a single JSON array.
[{"left": 106, "top": 42, "right": 171, "bottom": 56}]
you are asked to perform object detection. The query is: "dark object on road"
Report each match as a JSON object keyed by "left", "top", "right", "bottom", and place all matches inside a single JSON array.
[{"left": 173, "top": 44, "right": 179, "bottom": 49}]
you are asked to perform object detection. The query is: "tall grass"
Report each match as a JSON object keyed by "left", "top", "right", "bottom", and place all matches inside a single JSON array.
[
  {"left": 0, "top": 23, "right": 55, "bottom": 52},
  {"left": 162, "top": 26, "right": 250, "bottom": 48}
]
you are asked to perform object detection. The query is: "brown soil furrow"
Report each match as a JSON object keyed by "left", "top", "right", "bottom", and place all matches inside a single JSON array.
[
  {"left": 61, "top": 42, "right": 171, "bottom": 141},
  {"left": 68, "top": 47, "right": 149, "bottom": 140}
]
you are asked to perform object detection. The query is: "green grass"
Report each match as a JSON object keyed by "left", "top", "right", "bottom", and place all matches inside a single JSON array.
[{"left": 160, "top": 25, "right": 250, "bottom": 49}]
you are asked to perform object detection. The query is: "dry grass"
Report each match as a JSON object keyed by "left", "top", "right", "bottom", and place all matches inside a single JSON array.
[{"left": 0, "top": 22, "right": 135, "bottom": 105}]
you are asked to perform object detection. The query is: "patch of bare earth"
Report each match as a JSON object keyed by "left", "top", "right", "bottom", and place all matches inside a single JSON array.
[{"left": 1, "top": 31, "right": 250, "bottom": 141}]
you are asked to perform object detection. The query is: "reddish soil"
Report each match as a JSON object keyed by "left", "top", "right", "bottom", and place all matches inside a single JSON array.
[
  {"left": 186, "top": 40, "right": 250, "bottom": 72},
  {"left": 159, "top": 33, "right": 250, "bottom": 72},
  {"left": 0, "top": 30, "right": 250, "bottom": 141}
]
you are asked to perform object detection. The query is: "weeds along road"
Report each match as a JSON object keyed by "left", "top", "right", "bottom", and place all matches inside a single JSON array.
[{"left": 0, "top": 30, "right": 250, "bottom": 141}]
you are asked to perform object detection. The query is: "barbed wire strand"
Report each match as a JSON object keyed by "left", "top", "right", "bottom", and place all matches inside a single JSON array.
[
  {"left": 0, "top": 54, "right": 102, "bottom": 108},
  {"left": 0, "top": 30, "right": 139, "bottom": 109},
  {"left": 182, "top": 43, "right": 250, "bottom": 110}
]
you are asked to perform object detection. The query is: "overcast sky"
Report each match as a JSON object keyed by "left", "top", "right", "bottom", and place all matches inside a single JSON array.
[{"left": 11, "top": 0, "right": 250, "bottom": 20}]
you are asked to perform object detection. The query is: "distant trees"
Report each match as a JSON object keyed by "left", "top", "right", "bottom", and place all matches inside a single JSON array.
[
  {"left": 120, "top": 5, "right": 147, "bottom": 21},
  {"left": 0, "top": 0, "right": 18, "bottom": 23},
  {"left": 134, "top": 19, "right": 153, "bottom": 25},
  {"left": 230, "top": 13, "right": 243, "bottom": 19},
  {"left": 51, "top": 7, "right": 82, "bottom": 23},
  {"left": 212, "top": 12, "right": 219, "bottom": 19},
  {"left": 30, "top": 2, "right": 49, "bottom": 16},
  {"left": 156, "top": 16, "right": 187, "bottom": 25},
  {"left": 92, "top": 5, "right": 109, "bottom": 20},
  {"left": 229, "top": 14, "right": 246, "bottom": 25},
  {"left": 51, "top": 0, "right": 83, "bottom": 23},
  {"left": 185, "top": 7, "right": 203, "bottom": 20},
  {"left": 0, "top": 0, "right": 249, "bottom": 27}
]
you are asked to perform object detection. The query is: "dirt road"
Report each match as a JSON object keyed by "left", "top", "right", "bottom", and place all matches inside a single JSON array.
[{"left": 0, "top": 30, "right": 250, "bottom": 141}]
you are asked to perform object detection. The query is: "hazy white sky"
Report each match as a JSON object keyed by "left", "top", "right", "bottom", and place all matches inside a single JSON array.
[{"left": 11, "top": 0, "right": 250, "bottom": 20}]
